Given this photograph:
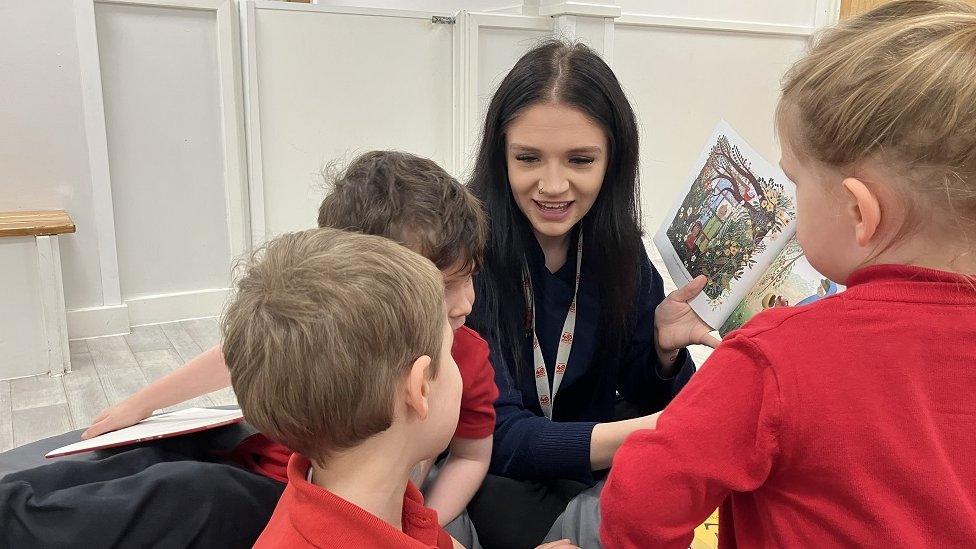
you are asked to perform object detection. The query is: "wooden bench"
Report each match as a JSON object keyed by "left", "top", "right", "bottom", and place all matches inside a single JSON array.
[{"left": 0, "top": 210, "right": 75, "bottom": 380}]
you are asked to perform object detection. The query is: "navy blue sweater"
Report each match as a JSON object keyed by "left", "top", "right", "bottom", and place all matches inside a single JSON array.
[{"left": 472, "top": 235, "right": 695, "bottom": 485}]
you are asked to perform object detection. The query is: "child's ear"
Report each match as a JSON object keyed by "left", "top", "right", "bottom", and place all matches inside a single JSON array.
[
  {"left": 405, "top": 355, "right": 433, "bottom": 421},
  {"left": 842, "top": 177, "right": 882, "bottom": 246}
]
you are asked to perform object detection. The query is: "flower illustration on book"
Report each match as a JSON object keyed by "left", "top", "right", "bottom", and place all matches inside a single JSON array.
[{"left": 666, "top": 133, "right": 795, "bottom": 306}]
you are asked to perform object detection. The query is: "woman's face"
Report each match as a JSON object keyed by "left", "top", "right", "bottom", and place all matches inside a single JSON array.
[{"left": 505, "top": 102, "right": 609, "bottom": 241}]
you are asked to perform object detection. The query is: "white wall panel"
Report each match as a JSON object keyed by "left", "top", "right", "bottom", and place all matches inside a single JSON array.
[
  {"left": 466, "top": 25, "right": 552, "bottom": 170},
  {"left": 248, "top": 4, "right": 454, "bottom": 237},
  {"left": 617, "top": 0, "right": 821, "bottom": 27},
  {"left": 95, "top": 3, "right": 233, "bottom": 300},
  {"left": 613, "top": 23, "right": 809, "bottom": 232},
  {"left": 0, "top": 0, "right": 104, "bottom": 310},
  {"left": 313, "top": 0, "right": 518, "bottom": 13}
]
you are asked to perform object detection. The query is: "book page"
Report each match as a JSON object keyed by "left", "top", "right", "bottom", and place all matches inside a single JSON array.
[
  {"left": 718, "top": 236, "right": 844, "bottom": 336},
  {"left": 654, "top": 120, "right": 797, "bottom": 329},
  {"left": 46, "top": 407, "right": 243, "bottom": 458}
]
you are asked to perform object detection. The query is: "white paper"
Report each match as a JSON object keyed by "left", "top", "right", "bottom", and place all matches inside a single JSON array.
[{"left": 46, "top": 407, "right": 243, "bottom": 458}]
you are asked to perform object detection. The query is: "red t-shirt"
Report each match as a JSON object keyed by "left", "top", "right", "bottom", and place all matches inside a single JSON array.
[
  {"left": 231, "top": 326, "right": 498, "bottom": 483},
  {"left": 601, "top": 265, "right": 976, "bottom": 548},
  {"left": 255, "top": 453, "right": 454, "bottom": 548}
]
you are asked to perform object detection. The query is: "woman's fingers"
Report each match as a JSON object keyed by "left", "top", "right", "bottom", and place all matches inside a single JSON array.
[
  {"left": 699, "top": 332, "right": 722, "bottom": 349},
  {"left": 670, "top": 275, "right": 708, "bottom": 303},
  {"left": 536, "top": 540, "right": 578, "bottom": 549}
]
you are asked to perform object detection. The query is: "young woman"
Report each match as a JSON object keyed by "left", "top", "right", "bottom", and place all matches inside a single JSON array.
[{"left": 465, "top": 40, "right": 717, "bottom": 548}]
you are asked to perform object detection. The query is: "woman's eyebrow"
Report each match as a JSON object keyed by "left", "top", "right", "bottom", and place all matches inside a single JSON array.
[
  {"left": 567, "top": 146, "right": 603, "bottom": 154},
  {"left": 508, "top": 143, "right": 540, "bottom": 152},
  {"left": 509, "top": 144, "right": 603, "bottom": 154}
]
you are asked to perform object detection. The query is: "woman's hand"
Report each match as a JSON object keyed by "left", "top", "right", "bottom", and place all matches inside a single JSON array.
[
  {"left": 654, "top": 275, "right": 721, "bottom": 368},
  {"left": 537, "top": 540, "right": 579, "bottom": 549},
  {"left": 81, "top": 399, "right": 154, "bottom": 440}
]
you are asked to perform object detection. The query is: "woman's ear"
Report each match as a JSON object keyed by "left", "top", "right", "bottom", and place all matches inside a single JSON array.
[
  {"left": 405, "top": 355, "right": 433, "bottom": 421},
  {"left": 842, "top": 177, "right": 882, "bottom": 247}
]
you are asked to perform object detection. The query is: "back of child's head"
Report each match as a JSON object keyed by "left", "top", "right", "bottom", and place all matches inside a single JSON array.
[
  {"left": 317, "top": 150, "right": 486, "bottom": 274},
  {"left": 780, "top": 0, "right": 976, "bottom": 238},
  {"left": 222, "top": 227, "right": 445, "bottom": 463}
]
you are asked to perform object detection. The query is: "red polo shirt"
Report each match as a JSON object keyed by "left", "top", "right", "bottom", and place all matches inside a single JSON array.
[
  {"left": 231, "top": 326, "right": 498, "bottom": 483},
  {"left": 254, "top": 453, "right": 454, "bottom": 548}
]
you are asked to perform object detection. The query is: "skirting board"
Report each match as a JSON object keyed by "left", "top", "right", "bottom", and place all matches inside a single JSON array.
[
  {"left": 126, "top": 288, "right": 232, "bottom": 328},
  {"left": 66, "top": 303, "right": 130, "bottom": 340},
  {"left": 67, "top": 288, "right": 232, "bottom": 339}
]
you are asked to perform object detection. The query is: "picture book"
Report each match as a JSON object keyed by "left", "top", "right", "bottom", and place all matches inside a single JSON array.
[
  {"left": 653, "top": 121, "right": 842, "bottom": 336},
  {"left": 46, "top": 407, "right": 244, "bottom": 458}
]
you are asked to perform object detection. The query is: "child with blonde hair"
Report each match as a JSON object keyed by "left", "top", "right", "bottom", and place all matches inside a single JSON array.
[{"left": 601, "top": 1, "right": 976, "bottom": 546}]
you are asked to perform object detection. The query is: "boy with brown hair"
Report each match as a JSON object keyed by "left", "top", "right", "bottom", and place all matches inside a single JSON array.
[{"left": 224, "top": 227, "right": 461, "bottom": 547}]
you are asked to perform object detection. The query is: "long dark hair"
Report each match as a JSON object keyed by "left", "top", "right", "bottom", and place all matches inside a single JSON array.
[{"left": 467, "top": 39, "right": 643, "bottom": 376}]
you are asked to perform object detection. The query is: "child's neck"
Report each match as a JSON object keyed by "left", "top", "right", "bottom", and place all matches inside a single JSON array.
[
  {"left": 865, "top": 235, "right": 976, "bottom": 275},
  {"left": 309, "top": 434, "right": 415, "bottom": 531}
]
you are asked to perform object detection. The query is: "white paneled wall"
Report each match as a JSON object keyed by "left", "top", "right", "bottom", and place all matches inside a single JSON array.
[
  {"left": 616, "top": 0, "right": 820, "bottom": 27},
  {"left": 95, "top": 2, "right": 240, "bottom": 325},
  {"left": 456, "top": 12, "right": 553, "bottom": 174},
  {"left": 0, "top": 0, "right": 840, "bottom": 344},
  {"left": 244, "top": 3, "right": 455, "bottom": 238},
  {"left": 0, "top": 1, "right": 106, "bottom": 312},
  {"left": 613, "top": 22, "right": 813, "bottom": 230}
]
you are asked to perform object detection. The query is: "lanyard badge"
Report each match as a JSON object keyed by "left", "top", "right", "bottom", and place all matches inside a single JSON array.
[{"left": 523, "top": 236, "right": 583, "bottom": 420}]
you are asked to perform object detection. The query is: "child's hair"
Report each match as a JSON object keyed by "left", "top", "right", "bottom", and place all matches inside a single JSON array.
[
  {"left": 222, "top": 228, "right": 445, "bottom": 463},
  {"left": 780, "top": 0, "right": 976, "bottom": 236},
  {"left": 317, "top": 150, "right": 486, "bottom": 274}
]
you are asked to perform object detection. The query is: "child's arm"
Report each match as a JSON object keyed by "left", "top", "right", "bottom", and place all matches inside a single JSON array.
[
  {"left": 82, "top": 345, "right": 231, "bottom": 439},
  {"left": 599, "top": 336, "right": 783, "bottom": 548},
  {"left": 424, "top": 435, "right": 492, "bottom": 526}
]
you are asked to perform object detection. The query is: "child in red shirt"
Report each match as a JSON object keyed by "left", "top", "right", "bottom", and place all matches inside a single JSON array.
[
  {"left": 83, "top": 151, "right": 498, "bottom": 529},
  {"left": 225, "top": 229, "right": 575, "bottom": 549},
  {"left": 601, "top": 1, "right": 976, "bottom": 547},
  {"left": 223, "top": 228, "right": 461, "bottom": 548}
]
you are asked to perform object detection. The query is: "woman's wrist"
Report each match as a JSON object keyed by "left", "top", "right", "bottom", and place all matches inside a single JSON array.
[
  {"left": 653, "top": 332, "right": 683, "bottom": 376},
  {"left": 590, "top": 414, "right": 660, "bottom": 470}
]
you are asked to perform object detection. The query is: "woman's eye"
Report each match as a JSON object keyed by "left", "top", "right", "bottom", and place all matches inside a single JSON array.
[
  {"left": 515, "top": 155, "right": 538, "bottom": 163},
  {"left": 570, "top": 156, "right": 595, "bottom": 165}
]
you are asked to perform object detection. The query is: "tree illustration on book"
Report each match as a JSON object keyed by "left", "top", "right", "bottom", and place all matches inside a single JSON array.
[
  {"left": 666, "top": 134, "right": 794, "bottom": 305},
  {"left": 655, "top": 121, "right": 836, "bottom": 331}
]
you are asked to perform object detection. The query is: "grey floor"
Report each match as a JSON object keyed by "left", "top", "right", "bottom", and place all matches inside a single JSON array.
[
  {"left": 0, "top": 314, "right": 714, "bottom": 454},
  {"left": 0, "top": 318, "right": 237, "bottom": 453}
]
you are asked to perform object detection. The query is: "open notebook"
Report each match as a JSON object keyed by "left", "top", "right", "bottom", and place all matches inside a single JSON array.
[{"left": 46, "top": 407, "right": 244, "bottom": 458}]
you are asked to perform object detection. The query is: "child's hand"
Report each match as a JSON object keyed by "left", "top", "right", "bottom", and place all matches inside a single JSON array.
[
  {"left": 536, "top": 540, "right": 579, "bottom": 548},
  {"left": 82, "top": 400, "right": 153, "bottom": 439},
  {"left": 654, "top": 275, "right": 721, "bottom": 365}
]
